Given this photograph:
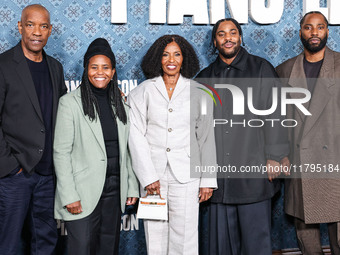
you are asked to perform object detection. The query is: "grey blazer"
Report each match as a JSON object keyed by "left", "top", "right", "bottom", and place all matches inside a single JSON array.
[
  {"left": 128, "top": 75, "right": 217, "bottom": 192},
  {"left": 276, "top": 47, "right": 340, "bottom": 223},
  {"left": 53, "top": 88, "right": 139, "bottom": 221}
]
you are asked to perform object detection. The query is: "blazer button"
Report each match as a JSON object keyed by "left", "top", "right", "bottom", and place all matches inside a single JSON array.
[
  {"left": 226, "top": 153, "right": 230, "bottom": 156},
  {"left": 323, "top": 145, "right": 328, "bottom": 150},
  {"left": 169, "top": 108, "right": 173, "bottom": 112},
  {"left": 38, "top": 149, "right": 43, "bottom": 154},
  {"left": 296, "top": 144, "right": 300, "bottom": 148},
  {"left": 40, "top": 129, "right": 45, "bottom": 133},
  {"left": 168, "top": 128, "right": 172, "bottom": 132},
  {"left": 166, "top": 148, "right": 171, "bottom": 152}
]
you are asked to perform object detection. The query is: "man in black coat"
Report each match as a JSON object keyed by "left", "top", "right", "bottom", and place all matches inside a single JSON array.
[
  {"left": 0, "top": 4, "right": 66, "bottom": 254},
  {"left": 196, "top": 18, "right": 289, "bottom": 255}
]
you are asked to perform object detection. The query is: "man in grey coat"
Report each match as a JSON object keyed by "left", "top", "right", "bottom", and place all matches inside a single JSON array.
[{"left": 276, "top": 11, "right": 340, "bottom": 255}]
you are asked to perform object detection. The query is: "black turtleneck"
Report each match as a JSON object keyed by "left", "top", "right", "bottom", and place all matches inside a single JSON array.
[{"left": 91, "top": 84, "right": 119, "bottom": 161}]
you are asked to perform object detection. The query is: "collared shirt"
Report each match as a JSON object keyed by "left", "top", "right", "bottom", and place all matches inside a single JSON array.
[{"left": 213, "top": 47, "right": 248, "bottom": 77}]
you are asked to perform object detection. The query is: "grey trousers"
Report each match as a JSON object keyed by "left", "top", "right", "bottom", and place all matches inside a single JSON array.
[
  {"left": 144, "top": 164, "right": 200, "bottom": 255},
  {"left": 295, "top": 218, "right": 340, "bottom": 255}
]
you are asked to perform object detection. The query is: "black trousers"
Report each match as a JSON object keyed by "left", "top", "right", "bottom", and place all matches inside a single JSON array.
[
  {"left": 66, "top": 157, "right": 121, "bottom": 255},
  {"left": 209, "top": 199, "right": 272, "bottom": 255},
  {"left": 0, "top": 170, "right": 57, "bottom": 255}
]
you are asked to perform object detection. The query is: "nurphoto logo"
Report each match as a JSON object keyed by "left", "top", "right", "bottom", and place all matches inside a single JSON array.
[{"left": 198, "top": 82, "right": 312, "bottom": 128}]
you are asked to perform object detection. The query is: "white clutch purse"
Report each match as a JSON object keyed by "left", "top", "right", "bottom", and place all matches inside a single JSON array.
[{"left": 136, "top": 194, "right": 168, "bottom": 221}]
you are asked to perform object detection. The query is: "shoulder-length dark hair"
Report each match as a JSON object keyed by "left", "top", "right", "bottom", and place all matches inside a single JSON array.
[
  {"left": 80, "top": 62, "right": 127, "bottom": 124},
  {"left": 141, "top": 34, "right": 200, "bottom": 79}
]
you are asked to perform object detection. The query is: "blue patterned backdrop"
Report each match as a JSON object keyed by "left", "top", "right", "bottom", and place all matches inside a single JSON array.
[{"left": 1, "top": 0, "right": 338, "bottom": 254}]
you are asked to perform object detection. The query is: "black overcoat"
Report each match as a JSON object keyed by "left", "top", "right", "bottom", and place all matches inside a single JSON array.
[{"left": 197, "top": 47, "right": 289, "bottom": 204}]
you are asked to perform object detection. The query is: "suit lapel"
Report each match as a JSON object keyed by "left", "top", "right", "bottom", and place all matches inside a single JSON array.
[
  {"left": 46, "top": 55, "right": 58, "bottom": 129},
  {"left": 74, "top": 91, "right": 106, "bottom": 155},
  {"left": 115, "top": 103, "right": 128, "bottom": 165},
  {"left": 153, "top": 76, "right": 169, "bottom": 102},
  {"left": 170, "top": 75, "right": 187, "bottom": 102},
  {"left": 152, "top": 75, "right": 188, "bottom": 102},
  {"left": 13, "top": 43, "right": 43, "bottom": 122},
  {"left": 288, "top": 54, "right": 307, "bottom": 90},
  {"left": 302, "top": 48, "right": 334, "bottom": 138},
  {"left": 287, "top": 54, "right": 310, "bottom": 123}
]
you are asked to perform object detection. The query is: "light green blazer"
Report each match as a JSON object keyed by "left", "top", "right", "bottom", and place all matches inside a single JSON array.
[{"left": 53, "top": 88, "right": 139, "bottom": 221}]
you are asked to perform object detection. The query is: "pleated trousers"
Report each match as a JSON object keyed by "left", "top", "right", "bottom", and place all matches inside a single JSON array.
[
  {"left": 208, "top": 199, "right": 272, "bottom": 255},
  {"left": 144, "top": 164, "right": 200, "bottom": 255}
]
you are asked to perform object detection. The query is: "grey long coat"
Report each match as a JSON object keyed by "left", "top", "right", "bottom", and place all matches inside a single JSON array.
[{"left": 276, "top": 47, "right": 340, "bottom": 224}]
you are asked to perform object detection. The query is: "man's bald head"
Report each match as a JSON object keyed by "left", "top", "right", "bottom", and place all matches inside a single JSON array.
[
  {"left": 21, "top": 4, "right": 50, "bottom": 24},
  {"left": 18, "top": 4, "right": 52, "bottom": 61}
]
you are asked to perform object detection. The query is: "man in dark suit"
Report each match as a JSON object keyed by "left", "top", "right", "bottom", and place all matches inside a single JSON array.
[
  {"left": 0, "top": 4, "right": 66, "bottom": 254},
  {"left": 276, "top": 11, "right": 340, "bottom": 255}
]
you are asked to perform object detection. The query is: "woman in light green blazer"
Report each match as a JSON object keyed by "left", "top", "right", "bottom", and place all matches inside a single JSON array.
[{"left": 53, "top": 38, "right": 139, "bottom": 255}]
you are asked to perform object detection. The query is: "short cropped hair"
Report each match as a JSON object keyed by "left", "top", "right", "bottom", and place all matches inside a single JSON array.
[
  {"left": 211, "top": 18, "right": 243, "bottom": 46},
  {"left": 141, "top": 35, "right": 200, "bottom": 79},
  {"left": 300, "top": 11, "right": 328, "bottom": 28}
]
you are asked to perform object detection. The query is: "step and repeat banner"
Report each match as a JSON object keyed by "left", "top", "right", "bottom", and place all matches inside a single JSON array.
[{"left": 1, "top": 0, "right": 339, "bottom": 254}]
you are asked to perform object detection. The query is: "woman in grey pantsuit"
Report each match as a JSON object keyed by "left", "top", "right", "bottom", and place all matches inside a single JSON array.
[{"left": 128, "top": 35, "right": 217, "bottom": 254}]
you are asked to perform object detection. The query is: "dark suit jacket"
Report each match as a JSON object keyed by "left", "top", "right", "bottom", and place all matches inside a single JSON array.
[{"left": 0, "top": 42, "right": 67, "bottom": 178}]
